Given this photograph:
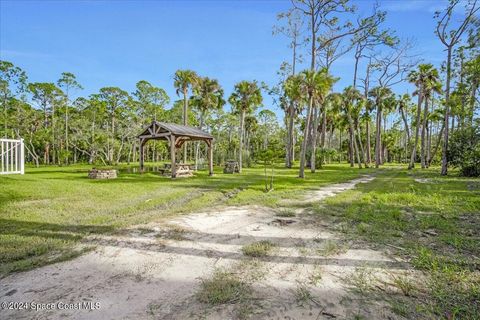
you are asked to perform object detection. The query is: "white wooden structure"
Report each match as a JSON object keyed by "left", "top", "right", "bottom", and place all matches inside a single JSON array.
[{"left": 0, "top": 138, "right": 25, "bottom": 175}]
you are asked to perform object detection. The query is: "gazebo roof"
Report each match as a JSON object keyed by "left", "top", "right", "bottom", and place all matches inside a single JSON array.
[{"left": 138, "top": 121, "right": 213, "bottom": 140}]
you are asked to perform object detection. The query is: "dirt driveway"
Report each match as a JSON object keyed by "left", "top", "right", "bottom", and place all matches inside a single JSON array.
[{"left": 0, "top": 176, "right": 411, "bottom": 319}]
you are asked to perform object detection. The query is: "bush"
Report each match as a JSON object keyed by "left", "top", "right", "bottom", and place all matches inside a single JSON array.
[{"left": 448, "top": 127, "right": 480, "bottom": 177}]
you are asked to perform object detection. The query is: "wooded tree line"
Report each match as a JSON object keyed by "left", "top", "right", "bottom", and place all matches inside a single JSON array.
[{"left": 1, "top": 0, "right": 479, "bottom": 176}]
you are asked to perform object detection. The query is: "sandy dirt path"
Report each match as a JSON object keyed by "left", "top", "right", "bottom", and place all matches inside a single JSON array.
[{"left": 0, "top": 175, "right": 410, "bottom": 320}]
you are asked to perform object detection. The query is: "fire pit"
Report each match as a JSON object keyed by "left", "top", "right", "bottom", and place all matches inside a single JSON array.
[{"left": 88, "top": 168, "right": 117, "bottom": 179}]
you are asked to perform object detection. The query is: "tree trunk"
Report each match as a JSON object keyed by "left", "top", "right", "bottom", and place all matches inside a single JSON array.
[
  {"left": 299, "top": 95, "right": 314, "bottom": 178},
  {"left": 366, "top": 112, "right": 371, "bottom": 164},
  {"left": 238, "top": 110, "right": 245, "bottom": 173},
  {"left": 310, "top": 103, "right": 319, "bottom": 173},
  {"left": 429, "top": 121, "right": 444, "bottom": 166},
  {"left": 339, "top": 129, "right": 343, "bottom": 163},
  {"left": 441, "top": 47, "right": 452, "bottom": 175},
  {"left": 65, "top": 100, "right": 69, "bottom": 165},
  {"left": 420, "top": 96, "right": 429, "bottom": 168},
  {"left": 426, "top": 118, "right": 431, "bottom": 168},
  {"left": 285, "top": 109, "right": 290, "bottom": 168},
  {"left": 44, "top": 143, "right": 50, "bottom": 165},
  {"left": 110, "top": 109, "right": 115, "bottom": 165},
  {"left": 51, "top": 103, "right": 56, "bottom": 165},
  {"left": 310, "top": 12, "right": 316, "bottom": 71},
  {"left": 195, "top": 112, "right": 205, "bottom": 170},
  {"left": 400, "top": 106, "right": 411, "bottom": 142},
  {"left": 2, "top": 93, "right": 7, "bottom": 138},
  {"left": 409, "top": 92, "right": 423, "bottom": 169},
  {"left": 375, "top": 104, "right": 382, "bottom": 168},
  {"left": 292, "top": 129, "right": 296, "bottom": 163},
  {"left": 347, "top": 114, "right": 362, "bottom": 169},
  {"left": 357, "top": 124, "right": 367, "bottom": 168},
  {"left": 183, "top": 88, "right": 188, "bottom": 164},
  {"left": 27, "top": 139, "right": 40, "bottom": 167},
  {"left": 286, "top": 104, "right": 295, "bottom": 168},
  {"left": 349, "top": 127, "right": 354, "bottom": 167},
  {"left": 469, "top": 81, "right": 478, "bottom": 126},
  {"left": 353, "top": 51, "right": 360, "bottom": 89}
]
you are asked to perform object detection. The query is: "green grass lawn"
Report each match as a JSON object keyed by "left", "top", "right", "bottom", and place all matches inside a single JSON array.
[
  {"left": 318, "top": 166, "right": 480, "bottom": 319},
  {"left": 2, "top": 162, "right": 479, "bottom": 319},
  {"left": 0, "top": 162, "right": 367, "bottom": 275}
]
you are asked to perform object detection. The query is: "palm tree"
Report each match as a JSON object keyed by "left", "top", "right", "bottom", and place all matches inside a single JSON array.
[
  {"left": 190, "top": 77, "right": 225, "bottom": 169},
  {"left": 368, "top": 86, "right": 393, "bottom": 168},
  {"left": 382, "top": 95, "right": 398, "bottom": 163},
  {"left": 311, "top": 70, "right": 337, "bottom": 172},
  {"left": 325, "top": 92, "right": 344, "bottom": 157},
  {"left": 407, "top": 64, "right": 441, "bottom": 169},
  {"left": 300, "top": 71, "right": 313, "bottom": 177},
  {"left": 342, "top": 86, "right": 363, "bottom": 169},
  {"left": 363, "top": 98, "right": 375, "bottom": 165},
  {"left": 228, "top": 81, "right": 263, "bottom": 173},
  {"left": 297, "top": 70, "right": 316, "bottom": 177},
  {"left": 298, "top": 69, "right": 336, "bottom": 177},
  {"left": 283, "top": 74, "right": 304, "bottom": 168},
  {"left": 174, "top": 69, "right": 199, "bottom": 163},
  {"left": 355, "top": 98, "right": 369, "bottom": 168},
  {"left": 421, "top": 78, "right": 441, "bottom": 168}
]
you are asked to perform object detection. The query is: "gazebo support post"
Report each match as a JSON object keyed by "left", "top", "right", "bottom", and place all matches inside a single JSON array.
[
  {"left": 207, "top": 140, "right": 213, "bottom": 176},
  {"left": 170, "top": 135, "right": 176, "bottom": 178},
  {"left": 139, "top": 138, "right": 145, "bottom": 173}
]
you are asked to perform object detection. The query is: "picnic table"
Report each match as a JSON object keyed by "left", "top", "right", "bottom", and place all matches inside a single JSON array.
[{"left": 159, "top": 163, "right": 193, "bottom": 177}]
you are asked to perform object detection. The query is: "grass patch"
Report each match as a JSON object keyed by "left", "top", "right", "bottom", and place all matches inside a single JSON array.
[
  {"left": 308, "top": 266, "right": 323, "bottom": 285},
  {"left": 317, "top": 240, "right": 346, "bottom": 256},
  {"left": 241, "top": 240, "right": 275, "bottom": 257},
  {"left": 389, "top": 272, "right": 416, "bottom": 297},
  {"left": 236, "top": 258, "right": 268, "bottom": 282},
  {"left": 345, "top": 267, "right": 376, "bottom": 294},
  {"left": 318, "top": 167, "right": 480, "bottom": 319},
  {"left": 197, "top": 270, "right": 251, "bottom": 305},
  {"left": 0, "top": 245, "right": 93, "bottom": 276},
  {"left": 426, "top": 268, "right": 480, "bottom": 319},
  {"left": 390, "top": 299, "right": 410, "bottom": 317},
  {"left": 275, "top": 208, "right": 296, "bottom": 217},
  {"left": 294, "top": 281, "right": 313, "bottom": 306}
]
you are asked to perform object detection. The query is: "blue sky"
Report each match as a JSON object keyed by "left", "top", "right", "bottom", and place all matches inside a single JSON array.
[{"left": 0, "top": 0, "right": 450, "bottom": 117}]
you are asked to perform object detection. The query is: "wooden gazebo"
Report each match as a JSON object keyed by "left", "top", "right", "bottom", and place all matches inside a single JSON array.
[{"left": 138, "top": 121, "right": 214, "bottom": 178}]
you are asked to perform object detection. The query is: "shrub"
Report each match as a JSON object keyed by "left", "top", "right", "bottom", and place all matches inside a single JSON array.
[
  {"left": 316, "top": 147, "right": 338, "bottom": 164},
  {"left": 448, "top": 127, "right": 480, "bottom": 177}
]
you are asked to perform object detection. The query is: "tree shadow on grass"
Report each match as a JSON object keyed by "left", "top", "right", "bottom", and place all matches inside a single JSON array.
[{"left": 0, "top": 218, "right": 116, "bottom": 242}]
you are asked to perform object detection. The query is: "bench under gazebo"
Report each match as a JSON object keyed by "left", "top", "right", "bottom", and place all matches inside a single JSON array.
[{"left": 138, "top": 121, "right": 214, "bottom": 178}]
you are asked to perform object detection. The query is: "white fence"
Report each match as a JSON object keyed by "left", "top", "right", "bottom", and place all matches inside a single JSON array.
[{"left": 0, "top": 138, "right": 25, "bottom": 175}]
